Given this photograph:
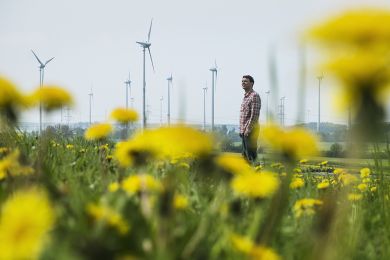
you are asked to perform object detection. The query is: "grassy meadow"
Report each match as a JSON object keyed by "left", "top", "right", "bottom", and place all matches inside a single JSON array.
[{"left": 2, "top": 7, "right": 390, "bottom": 260}]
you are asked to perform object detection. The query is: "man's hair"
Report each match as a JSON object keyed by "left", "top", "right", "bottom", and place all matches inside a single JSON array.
[{"left": 243, "top": 75, "right": 254, "bottom": 83}]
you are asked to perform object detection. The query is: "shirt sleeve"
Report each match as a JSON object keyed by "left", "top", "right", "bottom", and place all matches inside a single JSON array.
[{"left": 245, "top": 93, "right": 261, "bottom": 134}]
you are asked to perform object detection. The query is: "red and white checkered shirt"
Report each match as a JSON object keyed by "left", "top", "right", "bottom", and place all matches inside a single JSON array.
[{"left": 240, "top": 89, "right": 261, "bottom": 135}]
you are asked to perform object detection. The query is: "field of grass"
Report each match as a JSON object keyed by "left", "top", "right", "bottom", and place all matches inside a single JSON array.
[{"left": 0, "top": 126, "right": 389, "bottom": 260}]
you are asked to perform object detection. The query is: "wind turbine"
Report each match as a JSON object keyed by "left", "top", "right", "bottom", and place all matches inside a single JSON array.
[
  {"left": 124, "top": 72, "right": 132, "bottom": 109},
  {"left": 136, "top": 19, "right": 155, "bottom": 129},
  {"left": 202, "top": 84, "right": 208, "bottom": 131},
  {"left": 31, "top": 50, "right": 54, "bottom": 134},
  {"left": 88, "top": 88, "right": 93, "bottom": 126},
  {"left": 166, "top": 73, "right": 173, "bottom": 125},
  {"left": 209, "top": 61, "right": 218, "bottom": 131}
]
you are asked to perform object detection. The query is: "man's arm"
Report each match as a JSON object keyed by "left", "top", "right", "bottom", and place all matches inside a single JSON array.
[{"left": 244, "top": 94, "right": 261, "bottom": 136}]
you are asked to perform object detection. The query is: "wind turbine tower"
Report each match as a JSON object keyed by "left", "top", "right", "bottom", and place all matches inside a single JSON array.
[
  {"left": 166, "top": 74, "right": 173, "bottom": 125},
  {"left": 136, "top": 19, "right": 155, "bottom": 129},
  {"left": 203, "top": 85, "right": 207, "bottom": 131},
  {"left": 88, "top": 89, "right": 93, "bottom": 126},
  {"left": 31, "top": 50, "right": 54, "bottom": 135},
  {"left": 209, "top": 61, "right": 218, "bottom": 131},
  {"left": 124, "top": 73, "right": 131, "bottom": 109}
]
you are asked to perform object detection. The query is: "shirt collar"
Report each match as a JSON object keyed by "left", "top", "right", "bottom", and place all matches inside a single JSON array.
[{"left": 244, "top": 89, "right": 254, "bottom": 98}]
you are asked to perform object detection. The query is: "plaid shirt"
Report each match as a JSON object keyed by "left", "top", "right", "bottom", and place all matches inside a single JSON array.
[{"left": 240, "top": 89, "right": 261, "bottom": 135}]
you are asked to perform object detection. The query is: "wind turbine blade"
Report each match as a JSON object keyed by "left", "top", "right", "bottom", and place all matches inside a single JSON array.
[
  {"left": 45, "top": 57, "right": 55, "bottom": 65},
  {"left": 31, "top": 50, "right": 44, "bottom": 66},
  {"left": 147, "top": 47, "right": 155, "bottom": 72},
  {"left": 147, "top": 18, "right": 153, "bottom": 42}
]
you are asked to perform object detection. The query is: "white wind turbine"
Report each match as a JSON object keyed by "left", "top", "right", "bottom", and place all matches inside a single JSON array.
[
  {"left": 31, "top": 50, "right": 54, "bottom": 134},
  {"left": 136, "top": 19, "right": 155, "bottom": 129},
  {"left": 209, "top": 61, "right": 218, "bottom": 131},
  {"left": 88, "top": 88, "right": 93, "bottom": 126},
  {"left": 166, "top": 73, "right": 173, "bottom": 125},
  {"left": 124, "top": 72, "right": 132, "bottom": 109}
]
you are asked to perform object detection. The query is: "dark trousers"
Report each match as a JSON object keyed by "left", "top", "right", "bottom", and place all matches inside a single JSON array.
[{"left": 241, "top": 131, "right": 258, "bottom": 163}]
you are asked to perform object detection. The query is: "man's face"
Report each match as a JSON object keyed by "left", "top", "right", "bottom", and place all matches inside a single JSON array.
[{"left": 242, "top": 78, "right": 253, "bottom": 91}]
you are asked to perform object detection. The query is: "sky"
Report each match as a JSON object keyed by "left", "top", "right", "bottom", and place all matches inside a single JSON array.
[{"left": 1, "top": 0, "right": 390, "bottom": 127}]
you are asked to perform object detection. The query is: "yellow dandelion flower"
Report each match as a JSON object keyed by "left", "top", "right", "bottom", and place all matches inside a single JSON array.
[
  {"left": 290, "top": 178, "right": 305, "bottom": 189},
  {"left": 66, "top": 144, "right": 74, "bottom": 149},
  {"left": 339, "top": 173, "right": 358, "bottom": 186},
  {"left": 114, "top": 125, "right": 213, "bottom": 166},
  {"left": 362, "top": 178, "right": 371, "bottom": 183},
  {"left": 28, "top": 85, "right": 73, "bottom": 111},
  {"left": 215, "top": 153, "right": 252, "bottom": 175},
  {"left": 231, "top": 171, "right": 279, "bottom": 199},
  {"left": 317, "top": 180, "right": 330, "bottom": 190},
  {"left": 84, "top": 123, "right": 112, "bottom": 140},
  {"left": 110, "top": 107, "right": 138, "bottom": 123},
  {"left": 231, "top": 233, "right": 281, "bottom": 260},
  {"left": 262, "top": 124, "right": 319, "bottom": 160},
  {"left": 108, "top": 182, "right": 120, "bottom": 192},
  {"left": 173, "top": 194, "right": 189, "bottom": 210},
  {"left": 333, "top": 168, "right": 346, "bottom": 175},
  {"left": 293, "top": 198, "right": 323, "bottom": 218},
  {"left": 360, "top": 168, "right": 371, "bottom": 178},
  {"left": 357, "top": 183, "right": 368, "bottom": 192},
  {"left": 0, "top": 188, "right": 55, "bottom": 260},
  {"left": 0, "top": 76, "right": 26, "bottom": 108},
  {"left": 231, "top": 234, "right": 254, "bottom": 254},
  {"left": 370, "top": 186, "right": 377, "bottom": 192},
  {"left": 308, "top": 9, "right": 390, "bottom": 47},
  {"left": 299, "top": 159, "right": 308, "bottom": 164},
  {"left": 319, "top": 160, "right": 328, "bottom": 166},
  {"left": 121, "top": 174, "right": 162, "bottom": 195},
  {"left": 0, "top": 149, "right": 34, "bottom": 178},
  {"left": 250, "top": 245, "right": 281, "bottom": 260},
  {"left": 87, "top": 203, "right": 129, "bottom": 235},
  {"left": 348, "top": 193, "right": 363, "bottom": 201}
]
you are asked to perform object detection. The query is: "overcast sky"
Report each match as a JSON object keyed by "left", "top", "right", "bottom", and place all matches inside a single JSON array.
[{"left": 1, "top": 0, "right": 390, "bottom": 127}]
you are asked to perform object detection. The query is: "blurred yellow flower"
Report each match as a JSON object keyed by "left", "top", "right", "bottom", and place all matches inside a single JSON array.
[
  {"left": 348, "top": 193, "right": 363, "bottom": 201},
  {"left": 66, "top": 144, "right": 74, "bottom": 149},
  {"left": 0, "top": 149, "right": 34, "bottom": 178},
  {"left": 231, "top": 234, "right": 280, "bottom": 260},
  {"left": 333, "top": 168, "right": 346, "bottom": 175},
  {"left": 357, "top": 183, "right": 368, "bottom": 192},
  {"left": 308, "top": 9, "right": 390, "bottom": 47},
  {"left": 84, "top": 123, "right": 112, "bottom": 140},
  {"left": 173, "top": 194, "right": 189, "bottom": 210},
  {"left": 293, "top": 198, "right": 323, "bottom": 218},
  {"left": 0, "top": 188, "right": 55, "bottom": 260},
  {"left": 290, "top": 178, "right": 305, "bottom": 189},
  {"left": 317, "top": 180, "right": 330, "bottom": 190},
  {"left": 319, "top": 161, "right": 328, "bottom": 166},
  {"left": 215, "top": 153, "right": 252, "bottom": 175},
  {"left": 360, "top": 168, "right": 371, "bottom": 178},
  {"left": 299, "top": 159, "right": 308, "bottom": 164},
  {"left": 28, "top": 85, "right": 73, "bottom": 111},
  {"left": 87, "top": 203, "right": 129, "bottom": 235},
  {"left": 114, "top": 125, "right": 213, "bottom": 166},
  {"left": 339, "top": 173, "right": 358, "bottom": 186},
  {"left": 108, "top": 182, "right": 120, "bottom": 192},
  {"left": 250, "top": 245, "right": 281, "bottom": 260},
  {"left": 0, "top": 76, "right": 26, "bottom": 109},
  {"left": 121, "top": 174, "right": 162, "bottom": 195},
  {"left": 371, "top": 186, "right": 377, "bottom": 192},
  {"left": 262, "top": 124, "right": 319, "bottom": 160},
  {"left": 110, "top": 107, "right": 138, "bottom": 123},
  {"left": 231, "top": 234, "right": 253, "bottom": 253},
  {"left": 231, "top": 171, "right": 279, "bottom": 199}
]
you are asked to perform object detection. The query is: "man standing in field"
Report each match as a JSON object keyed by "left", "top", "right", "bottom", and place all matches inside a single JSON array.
[{"left": 240, "top": 75, "right": 261, "bottom": 163}]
